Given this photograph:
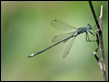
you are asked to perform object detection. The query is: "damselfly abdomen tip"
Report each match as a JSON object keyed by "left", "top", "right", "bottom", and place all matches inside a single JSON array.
[{"left": 27, "top": 54, "right": 34, "bottom": 58}]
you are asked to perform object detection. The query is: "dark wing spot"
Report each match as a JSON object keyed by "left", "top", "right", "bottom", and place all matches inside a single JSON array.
[{"left": 54, "top": 19, "right": 57, "bottom": 21}]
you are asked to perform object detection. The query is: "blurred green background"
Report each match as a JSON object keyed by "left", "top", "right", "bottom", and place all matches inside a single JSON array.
[{"left": 1, "top": 1, "right": 108, "bottom": 81}]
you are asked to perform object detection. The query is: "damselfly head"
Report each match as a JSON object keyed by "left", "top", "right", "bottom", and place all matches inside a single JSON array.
[{"left": 86, "top": 24, "right": 92, "bottom": 30}]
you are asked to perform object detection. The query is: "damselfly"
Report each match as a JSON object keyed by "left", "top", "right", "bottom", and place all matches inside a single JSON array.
[{"left": 27, "top": 20, "right": 96, "bottom": 58}]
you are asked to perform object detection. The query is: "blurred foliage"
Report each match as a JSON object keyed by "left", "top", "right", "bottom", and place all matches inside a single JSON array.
[{"left": 1, "top": 1, "right": 108, "bottom": 81}]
